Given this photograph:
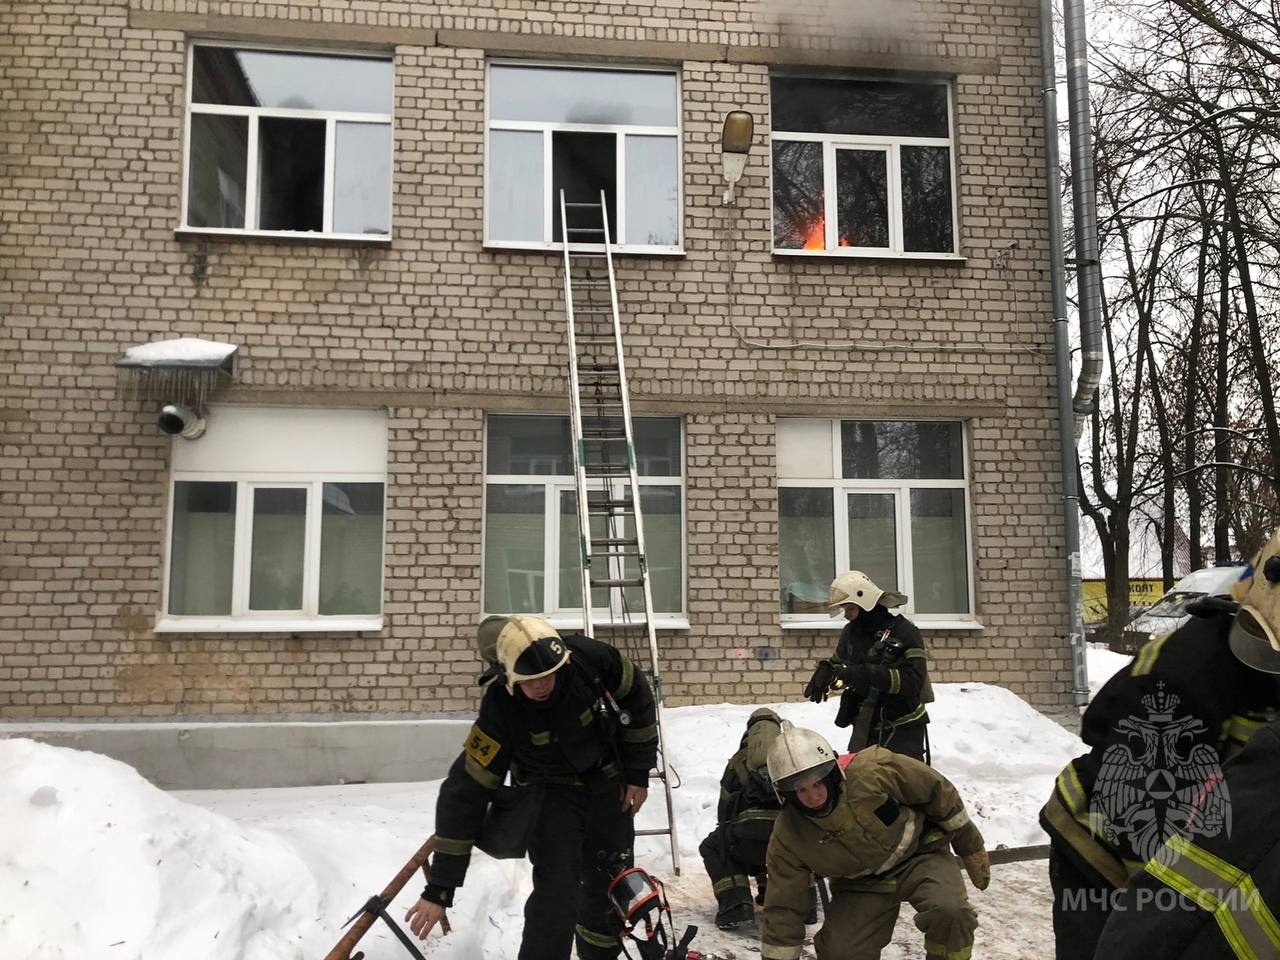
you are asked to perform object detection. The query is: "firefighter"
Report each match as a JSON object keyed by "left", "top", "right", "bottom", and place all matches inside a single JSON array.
[
  {"left": 1092, "top": 721, "right": 1280, "bottom": 959},
  {"left": 760, "top": 724, "right": 989, "bottom": 960},
  {"left": 699, "top": 707, "right": 794, "bottom": 930},
  {"left": 404, "top": 615, "right": 658, "bottom": 960},
  {"left": 804, "top": 570, "right": 933, "bottom": 760},
  {"left": 1039, "top": 528, "right": 1280, "bottom": 960}
]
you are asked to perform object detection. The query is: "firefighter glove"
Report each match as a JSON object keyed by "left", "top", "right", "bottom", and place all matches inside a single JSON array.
[
  {"left": 838, "top": 664, "right": 872, "bottom": 697},
  {"left": 961, "top": 849, "right": 990, "bottom": 891},
  {"left": 804, "top": 660, "right": 836, "bottom": 702}
]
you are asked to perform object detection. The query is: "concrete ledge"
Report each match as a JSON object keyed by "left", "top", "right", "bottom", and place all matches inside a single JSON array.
[
  {"left": 0, "top": 718, "right": 471, "bottom": 790},
  {"left": 129, "top": 11, "right": 436, "bottom": 49}
]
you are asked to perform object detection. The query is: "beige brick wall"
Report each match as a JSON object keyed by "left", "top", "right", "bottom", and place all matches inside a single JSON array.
[{"left": 0, "top": 0, "right": 1075, "bottom": 719}]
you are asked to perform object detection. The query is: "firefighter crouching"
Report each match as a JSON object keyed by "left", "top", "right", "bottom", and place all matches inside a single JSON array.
[
  {"left": 760, "top": 724, "right": 990, "bottom": 960},
  {"left": 405, "top": 615, "right": 658, "bottom": 960},
  {"left": 1039, "top": 528, "right": 1280, "bottom": 960},
  {"left": 806, "top": 571, "right": 934, "bottom": 760},
  {"left": 700, "top": 707, "right": 820, "bottom": 931}
]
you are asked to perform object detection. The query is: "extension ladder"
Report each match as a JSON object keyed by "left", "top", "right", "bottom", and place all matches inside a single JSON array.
[{"left": 558, "top": 189, "right": 681, "bottom": 873}]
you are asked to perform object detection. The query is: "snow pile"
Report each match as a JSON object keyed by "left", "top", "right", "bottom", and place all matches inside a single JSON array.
[
  {"left": 0, "top": 685, "right": 1085, "bottom": 959},
  {"left": 1086, "top": 641, "right": 1132, "bottom": 699},
  {"left": 118, "top": 337, "right": 237, "bottom": 368}
]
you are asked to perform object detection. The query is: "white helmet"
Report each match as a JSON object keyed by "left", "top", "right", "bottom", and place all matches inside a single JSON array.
[
  {"left": 827, "top": 570, "right": 908, "bottom": 617},
  {"left": 488, "top": 615, "right": 571, "bottom": 693},
  {"left": 1229, "top": 529, "right": 1280, "bottom": 674},
  {"left": 766, "top": 723, "right": 842, "bottom": 799}
]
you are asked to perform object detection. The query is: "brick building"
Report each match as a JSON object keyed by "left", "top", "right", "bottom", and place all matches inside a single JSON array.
[{"left": 1, "top": 0, "right": 1072, "bottom": 720}]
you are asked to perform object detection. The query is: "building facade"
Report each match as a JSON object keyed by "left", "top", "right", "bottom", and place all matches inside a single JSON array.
[{"left": 1, "top": 0, "right": 1073, "bottom": 719}]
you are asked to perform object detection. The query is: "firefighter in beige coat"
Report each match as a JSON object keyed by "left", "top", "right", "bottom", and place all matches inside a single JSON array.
[{"left": 761, "top": 725, "right": 990, "bottom": 960}]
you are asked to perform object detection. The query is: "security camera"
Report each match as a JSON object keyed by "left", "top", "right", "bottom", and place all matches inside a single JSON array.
[{"left": 158, "top": 403, "right": 206, "bottom": 440}]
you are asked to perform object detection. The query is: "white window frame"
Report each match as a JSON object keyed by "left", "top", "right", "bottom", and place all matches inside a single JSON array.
[
  {"left": 769, "top": 76, "right": 961, "bottom": 260},
  {"left": 481, "top": 415, "right": 688, "bottom": 629},
  {"left": 179, "top": 40, "right": 395, "bottom": 242},
  {"left": 778, "top": 419, "right": 978, "bottom": 629},
  {"left": 483, "top": 60, "right": 685, "bottom": 255}
]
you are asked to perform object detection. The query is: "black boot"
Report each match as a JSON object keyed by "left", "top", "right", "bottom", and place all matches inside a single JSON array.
[{"left": 715, "top": 901, "right": 755, "bottom": 930}]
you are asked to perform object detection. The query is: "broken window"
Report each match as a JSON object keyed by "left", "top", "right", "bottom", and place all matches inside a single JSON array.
[
  {"left": 770, "top": 76, "right": 957, "bottom": 255},
  {"left": 486, "top": 63, "right": 682, "bottom": 250},
  {"left": 183, "top": 44, "right": 393, "bottom": 238}
]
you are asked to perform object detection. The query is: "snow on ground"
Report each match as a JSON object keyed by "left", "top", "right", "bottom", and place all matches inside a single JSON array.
[
  {"left": 1087, "top": 641, "right": 1133, "bottom": 698},
  {"left": 1, "top": 685, "right": 1087, "bottom": 960}
]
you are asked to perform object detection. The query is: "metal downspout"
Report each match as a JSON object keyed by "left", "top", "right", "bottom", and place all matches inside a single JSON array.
[
  {"left": 1043, "top": 0, "right": 1092, "bottom": 706},
  {"left": 1064, "top": 0, "right": 1105, "bottom": 438}
]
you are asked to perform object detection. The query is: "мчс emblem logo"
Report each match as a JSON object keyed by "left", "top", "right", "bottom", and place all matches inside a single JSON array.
[{"left": 1091, "top": 682, "right": 1231, "bottom": 866}]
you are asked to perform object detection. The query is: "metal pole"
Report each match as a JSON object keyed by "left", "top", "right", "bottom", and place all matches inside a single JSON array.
[{"left": 1042, "top": 0, "right": 1090, "bottom": 707}]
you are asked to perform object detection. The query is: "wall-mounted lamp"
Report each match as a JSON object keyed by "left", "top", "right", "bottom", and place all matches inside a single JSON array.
[{"left": 720, "top": 110, "right": 754, "bottom": 206}]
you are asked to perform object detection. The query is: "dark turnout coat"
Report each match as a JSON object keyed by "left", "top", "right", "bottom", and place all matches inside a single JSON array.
[{"left": 429, "top": 633, "right": 658, "bottom": 890}]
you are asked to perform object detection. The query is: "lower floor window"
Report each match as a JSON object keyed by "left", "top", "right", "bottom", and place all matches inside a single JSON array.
[
  {"left": 164, "top": 405, "right": 389, "bottom": 627},
  {"left": 168, "top": 480, "right": 385, "bottom": 617},
  {"left": 483, "top": 414, "right": 685, "bottom": 618},
  {"left": 777, "top": 418, "right": 972, "bottom": 619}
]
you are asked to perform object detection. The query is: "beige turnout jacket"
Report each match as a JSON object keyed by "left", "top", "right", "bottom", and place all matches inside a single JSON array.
[{"left": 761, "top": 746, "right": 984, "bottom": 960}]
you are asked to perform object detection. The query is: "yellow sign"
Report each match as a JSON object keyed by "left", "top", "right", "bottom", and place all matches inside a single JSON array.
[
  {"left": 464, "top": 724, "right": 502, "bottom": 767},
  {"left": 1082, "top": 580, "right": 1165, "bottom": 624}
]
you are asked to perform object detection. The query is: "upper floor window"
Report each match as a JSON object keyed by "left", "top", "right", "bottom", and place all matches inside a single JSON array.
[
  {"left": 483, "top": 415, "right": 685, "bottom": 624},
  {"left": 778, "top": 419, "right": 973, "bottom": 622},
  {"left": 485, "top": 63, "right": 682, "bottom": 252},
  {"left": 771, "top": 76, "right": 957, "bottom": 258},
  {"left": 160, "top": 406, "right": 388, "bottom": 633},
  {"left": 181, "top": 43, "right": 393, "bottom": 240}
]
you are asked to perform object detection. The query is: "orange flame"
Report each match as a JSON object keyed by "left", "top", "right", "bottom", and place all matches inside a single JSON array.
[{"left": 802, "top": 218, "right": 825, "bottom": 250}]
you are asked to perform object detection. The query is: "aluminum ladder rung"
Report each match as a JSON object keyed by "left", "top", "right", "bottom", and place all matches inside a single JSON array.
[
  {"left": 590, "top": 577, "right": 646, "bottom": 589},
  {"left": 564, "top": 201, "right": 603, "bottom": 208}
]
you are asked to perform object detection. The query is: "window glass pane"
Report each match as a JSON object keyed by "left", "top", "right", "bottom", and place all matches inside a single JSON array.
[
  {"left": 623, "top": 486, "right": 682, "bottom": 612},
  {"left": 779, "top": 488, "right": 835, "bottom": 613},
  {"left": 633, "top": 418, "right": 681, "bottom": 477},
  {"left": 552, "top": 131, "right": 617, "bottom": 243},
  {"left": 319, "top": 483, "right": 384, "bottom": 615},
  {"left": 624, "top": 135, "right": 679, "bottom": 246},
  {"left": 490, "top": 65, "right": 678, "bottom": 126},
  {"left": 257, "top": 117, "right": 325, "bottom": 231},
  {"left": 847, "top": 494, "right": 897, "bottom": 592},
  {"left": 485, "top": 485, "right": 546, "bottom": 613},
  {"left": 841, "top": 421, "right": 964, "bottom": 480},
  {"left": 558, "top": 491, "right": 611, "bottom": 611},
  {"left": 169, "top": 482, "right": 236, "bottom": 615},
  {"left": 771, "top": 77, "right": 949, "bottom": 137},
  {"left": 902, "top": 145, "right": 954, "bottom": 253},
  {"left": 186, "top": 114, "right": 247, "bottom": 228},
  {"left": 249, "top": 487, "right": 307, "bottom": 610},
  {"left": 777, "top": 419, "right": 835, "bottom": 480},
  {"left": 487, "top": 416, "right": 573, "bottom": 475},
  {"left": 333, "top": 122, "right": 391, "bottom": 236},
  {"left": 772, "top": 140, "right": 824, "bottom": 250},
  {"left": 910, "top": 489, "right": 970, "bottom": 614},
  {"left": 192, "top": 47, "right": 392, "bottom": 114},
  {"left": 835, "top": 149, "right": 889, "bottom": 248},
  {"left": 489, "top": 129, "right": 545, "bottom": 242}
]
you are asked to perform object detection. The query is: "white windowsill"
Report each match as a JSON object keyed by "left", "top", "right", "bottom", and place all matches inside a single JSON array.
[
  {"left": 773, "top": 249, "right": 966, "bottom": 262},
  {"left": 780, "top": 618, "right": 984, "bottom": 631},
  {"left": 544, "top": 615, "right": 691, "bottom": 632},
  {"left": 176, "top": 227, "right": 392, "bottom": 245},
  {"left": 484, "top": 241, "right": 685, "bottom": 258},
  {"left": 154, "top": 616, "right": 385, "bottom": 634}
]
